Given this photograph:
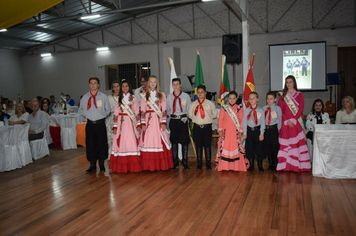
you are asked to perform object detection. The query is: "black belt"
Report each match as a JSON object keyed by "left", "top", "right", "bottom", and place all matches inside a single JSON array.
[
  {"left": 194, "top": 123, "right": 211, "bottom": 129},
  {"left": 265, "top": 124, "right": 277, "bottom": 129},
  {"left": 171, "top": 114, "right": 187, "bottom": 119},
  {"left": 87, "top": 118, "right": 105, "bottom": 124},
  {"left": 247, "top": 125, "right": 260, "bottom": 131}
]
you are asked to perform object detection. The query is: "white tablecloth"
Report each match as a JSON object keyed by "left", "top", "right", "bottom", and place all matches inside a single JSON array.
[
  {"left": 312, "top": 124, "right": 356, "bottom": 179},
  {"left": 0, "top": 124, "right": 32, "bottom": 172},
  {"left": 51, "top": 113, "right": 85, "bottom": 124}
]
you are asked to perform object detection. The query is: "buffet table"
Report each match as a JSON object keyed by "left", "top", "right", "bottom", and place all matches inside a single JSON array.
[{"left": 312, "top": 124, "right": 356, "bottom": 179}]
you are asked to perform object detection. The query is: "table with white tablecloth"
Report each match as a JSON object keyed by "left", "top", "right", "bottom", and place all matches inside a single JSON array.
[
  {"left": 312, "top": 124, "right": 356, "bottom": 179},
  {"left": 0, "top": 124, "right": 32, "bottom": 172},
  {"left": 50, "top": 113, "right": 85, "bottom": 124}
]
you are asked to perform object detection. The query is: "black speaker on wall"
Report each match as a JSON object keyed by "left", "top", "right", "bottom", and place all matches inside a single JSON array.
[{"left": 222, "top": 34, "right": 242, "bottom": 64}]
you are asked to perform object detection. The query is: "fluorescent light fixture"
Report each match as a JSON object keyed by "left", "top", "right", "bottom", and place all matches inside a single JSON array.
[
  {"left": 201, "top": 0, "right": 219, "bottom": 2},
  {"left": 0, "top": 29, "right": 7, "bottom": 32},
  {"left": 96, "top": 47, "right": 109, "bottom": 51},
  {"left": 41, "top": 53, "right": 52, "bottom": 57},
  {"left": 81, "top": 14, "right": 101, "bottom": 20}
]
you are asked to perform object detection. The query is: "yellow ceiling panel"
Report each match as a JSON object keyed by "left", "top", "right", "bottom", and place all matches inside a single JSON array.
[{"left": 0, "top": 0, "right": 64, "bottom": 29}]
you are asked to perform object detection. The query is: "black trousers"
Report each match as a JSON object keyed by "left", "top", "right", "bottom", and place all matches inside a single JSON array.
[
  {"left": 245, "top": 126, "right": 265, "bottom": 161},
  {"left": 29, "top": 133, "right": 44, "bottom": 141},
  {"left": 169, "top": 118, "right": 190, "bottom": 145},
  {"left": 85, "top": 120, "right": 108, "bottom": 162},
  {"left": 264, "top": 125, "right": 279, "bottom": 160},
  {"left": 193, "top": 123, "right": 212, "bottom": 148}
]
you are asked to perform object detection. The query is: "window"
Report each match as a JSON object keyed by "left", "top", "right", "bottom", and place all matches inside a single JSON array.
[{"left": 106, "top": 62, "right": 150, "bottom": 90}]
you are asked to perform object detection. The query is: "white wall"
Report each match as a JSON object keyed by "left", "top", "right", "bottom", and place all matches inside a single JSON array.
[
  {"left": 21, "top": 44, "right": 159, "bottom": 103},
  {"left": 0, "top": 49, "right": 25, "bottom": 100},
  {"left": 16, "top": 27, "right": 356, "bottom": 114}
]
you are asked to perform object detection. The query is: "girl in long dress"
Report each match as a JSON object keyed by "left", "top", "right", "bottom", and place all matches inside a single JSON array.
[
  {"left": 276, "top": 75, "right": 311, "bottom": 172},
  {"left": 107, "top": 81, "right": 120, "bottom": 160},
  {"left": 109, "top": 80, "right": 142, "bottom": 173},
  {"left": 215, "top": 91, "right": 248, "bottom": 171},
  {"left": 140, "top": 75, "right": 173, "bottom": 171}
]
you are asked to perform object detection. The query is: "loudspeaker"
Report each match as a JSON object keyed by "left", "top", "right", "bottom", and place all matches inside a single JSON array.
[{"left": 222, "top": 34, "right": 242, "bottom": 64}]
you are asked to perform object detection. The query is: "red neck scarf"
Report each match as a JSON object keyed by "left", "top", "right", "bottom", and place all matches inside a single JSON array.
[
  {"left": 194, "top": 98, "right": 205, "bottom": 119},
  {"left": 265, "top": 107, "right": 271, "bottom": 125},
  {"left": 173, "top": 91, "right": 182, "bottom": 114},
  {"left": 87, "top": 91, "right": 98, "bottom": 110},
  {"left": 247, "top": 106, "right": 258, "bottom": 126}
]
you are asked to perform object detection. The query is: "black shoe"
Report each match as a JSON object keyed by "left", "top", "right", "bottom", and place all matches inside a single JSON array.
[
  {"left": 248, "top": 159, "right": 254, "bottom": 171},
  {"left": 182, "top": 144, "right": 190, "bottom": 170},
  {"left": 86, "top": 162, "right": 97, "bottom": 173},
  {"left": 268, "top": 155, "right": 273, "bottom": 171},
  {"left": 197, "top": 147, "right": 203, "bottom": 170},
  {"left": 205, "top": 147, "right": 212, "bottom": 170},
  {"left": 99, "top": 160, "right": 105, "bottom": 172},
  {"left": 258, "top": 160, "right": 264, "bottom": 172},
  {"left": 171, "top": 143, "right": 179, "bottom": 169}
]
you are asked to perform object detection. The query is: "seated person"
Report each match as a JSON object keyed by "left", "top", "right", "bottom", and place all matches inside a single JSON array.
[
  {"left": 305, "top": 99, "right": 330, "bottom": 162},
  {"left": 49, "top": 95, "right": 56, "bottom": 108},
  {"left": 9, "top": 103, "right": 29, "bottom": 125},
  {"left": 6, "top": 100, "right": 14, "bottom": 112},
  {"left": 41, "top": 102, "right": 59, "bottom": 127},
  {"left": 66, "top": 94, "right": 75, "bottom": 106},
  {"left": 24, "top": 100, "right": 33, "bottom": 114},
  {"left": 335, "top": 96, "right": 356, "bottom": 124},
  {"left": 41, "top": 100, "right": 54, "bottom": 115},
  {"left": 0, "top": 110, "right": 10, "bottom": 122},
  {"left": 27, "top": 100, "right": 48, "bottom": 141}
]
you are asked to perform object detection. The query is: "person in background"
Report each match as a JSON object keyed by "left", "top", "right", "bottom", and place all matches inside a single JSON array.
[
  {"left": 36, "top": 96, "right": 43, "bottom": 105},
  {"left": 24, "top": 100, "right": 33, "bottom": 114},
  {"left": 50, "top": 95, "right": 56, "bottom": 107},
  {"left": 0, "top": 109, "right": 10, "bottom": 122},
  {"left": 41, "top": 102, "right": 53, "bottom": 115},
  {"left": 335, "top": 96, "right": 356, "bottom": 124},
  {"left": 306, "top": 99, "right": 330, "bottom": 163},
  {"left": 107, "top": 81, "right": 120, "bottom": 160},
  {"left": 167, "top": 78, "right": 191, "bottom": 170},
  {"left": 134, "top": 75, "right": 148, "bottom": 108},
  {"left": 27, "top": 100, "right": 48, "bottom": 141},
  {"left": 78, "top": 77, "right": 111, "bottom": 173},
  {"left": 188, "top": 84, "right": 218, "bottom": 170},
  {"left": 66, "top": 94, "right": 75, "bottom": 106},
  {"left": 6, "top": 100, "right": 13, "bottom": 112},
  {"left": 215, "top": 91, "right": 247, "bottom": 172},
  {"left": 140, "top": 75, "right": 173, "bottom": 171},
  {"left": 242, "top": 92, "right": 266, "bottom": 172},
  {"left": 262, "top": 91, "right": 282, "bottom": 171},
  {"left": 276, "top": 75, "right": 311, "bottom": 172},
  {"left": 9, "top": 103, "right": 29, "bottom": 125},
  {"left": 42, "top": 98, "right": 54, "bottom": 114},
  {"left": 110, "top": 80, "right": 142, "bottom": 173}
]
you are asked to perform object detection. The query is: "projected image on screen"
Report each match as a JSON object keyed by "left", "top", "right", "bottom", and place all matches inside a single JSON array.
[
  {"left": 283, "top": 49, "right": 312, "bottom": 89},
  {"left": 269, "top": 41, "right": 325, "bottom": 92}
]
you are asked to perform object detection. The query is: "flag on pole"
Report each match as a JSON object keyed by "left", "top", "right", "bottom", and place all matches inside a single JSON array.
[
  {"left": 243, "top": 53, "right": 256, "bottom": 108},
  {"left": 167, "top": 57, "right": 177, "bottom": 94},
  {"left": 194, "top": 50, "right": 204, "bottom": 101},
  {"left": 218, "top": 55, "right": 230, "bottom": 104}
]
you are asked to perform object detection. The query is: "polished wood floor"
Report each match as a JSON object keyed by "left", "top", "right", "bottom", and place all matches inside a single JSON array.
[{"left": 0, "top": 155, "right": 355, "bottom": 236}]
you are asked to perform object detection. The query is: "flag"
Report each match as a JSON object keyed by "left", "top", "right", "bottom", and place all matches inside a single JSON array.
[
  {"left": 194, "top": 50, "right": 204, "bottom": 101},
  {"left": 218, "top": 55, "right": 230, "bottom": 104},
  {"left": 167, "top": 57, "right": 177, "bottom": 94},
  {"left": 243, "top": 53, "right": 256, "bottom": 108}
]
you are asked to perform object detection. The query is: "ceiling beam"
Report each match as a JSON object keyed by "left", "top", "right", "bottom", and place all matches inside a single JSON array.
[
  {"left": 0, "top": 35, "right": 47, "bottom": 45},
  {"left": 223, "top": 0, "right": 248, "bottom": 22},
  {"left": 23, "top": 26, "right": 70, "bottom": 38}
]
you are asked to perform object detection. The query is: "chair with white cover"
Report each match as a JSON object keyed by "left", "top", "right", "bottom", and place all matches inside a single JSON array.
[
  {"left": 59, "top": 116, "right": 77, "bottom": 150},
  {"left": 0, "top": 124, "right": 32, "bottom": 171},
  {"left": 45, "top": 122, "right": 53, "bottom": 145},
  {"left": 30, "top": 126, "right": 50, "bottom": 160}
]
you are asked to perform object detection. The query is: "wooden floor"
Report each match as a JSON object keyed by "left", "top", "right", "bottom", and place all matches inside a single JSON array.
[{"left": 0, "top": 155, "right": 355, "bottom": 236}]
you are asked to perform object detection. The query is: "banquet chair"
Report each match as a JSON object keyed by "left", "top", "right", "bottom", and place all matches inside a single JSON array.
[
  {"left": 45, "top": 123, "right": 53, "bottom": 145},
  {"left": 59, "top": 116, "right": 77, "bottom": 150},
  {"left": 17, "top": 124, "right": 32, "bottom": 166},
  {"left": 30, "top": 127, "right": 50, "bottom": 160}
]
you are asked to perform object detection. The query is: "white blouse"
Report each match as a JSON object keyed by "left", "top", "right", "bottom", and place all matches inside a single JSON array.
[
  {"left": 335, "top": 109, "right": 356, "bottom": 124},
  {"left": 306, "top": 112, "right": 330, "bottom": 132},
  {"left": 9, "top": 112, "right": 29, "bottom": 122}
]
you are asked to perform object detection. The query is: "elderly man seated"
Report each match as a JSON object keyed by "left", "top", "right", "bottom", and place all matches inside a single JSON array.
[{"left": 27, "top": 100, "right": 48, "bottom": 141}]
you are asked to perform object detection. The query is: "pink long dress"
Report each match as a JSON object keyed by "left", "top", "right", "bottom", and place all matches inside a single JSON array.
[
  {"left": 140, "top": 91, "right": 173, "bottom": 171},
  {"left": 215, "top": 104, "right": 248, "bottom": 171},
  {"left": 109, "top": 94, "right": 142, "bottom": 173},
  {"left": 276, "top": 91, "right": 311, "bottom": 172}
]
